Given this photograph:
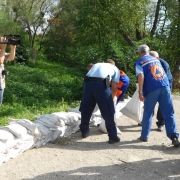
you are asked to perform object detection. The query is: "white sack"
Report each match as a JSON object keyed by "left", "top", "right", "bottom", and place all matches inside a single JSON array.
[
  {"left": 9, "top": 119, "right": 41, "bottom": 138},
  {"left": 0, "top": 141, "right": 6, "bottom": 153},
  {"left": 1, "top": 124, "right": 30, "bottom": 140},
  {"left": 36, "top": 114, "right": 65, "bottom": 127},
  {"left": 0, "top": 130, "right": 15, "bottom": 147},
  {"left": 51, "top": 112, "right": 72, "bottom": 124},
  {"left": 120, "top": 83, "right": 143, "bottom": 123},
  {"left": 99, "top": 119, "right": 122, "bottom": 134},
  {"left": 34, "top": 122, "right": 52, "bottom": 136},
  {"left": 98, "top": 96, "right": 121, "bottom": 134}
]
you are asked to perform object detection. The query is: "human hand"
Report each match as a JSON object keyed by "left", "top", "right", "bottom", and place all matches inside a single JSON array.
[
  {"left": 139, "top": 94, "right": 144, "bottom": 102},
  {"left": 0, "top": 37, "right": 7, "bottom": 48}
]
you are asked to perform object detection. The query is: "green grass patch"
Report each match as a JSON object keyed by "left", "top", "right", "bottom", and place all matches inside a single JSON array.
[{"left": 0, "top": 60, "right": 83, "bottom": 126}]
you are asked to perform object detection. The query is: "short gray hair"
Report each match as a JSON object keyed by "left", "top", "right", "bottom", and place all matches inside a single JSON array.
[
  {"left": 138, "top": 44, "right": 150, "bottom": 54},
  {"left": 149, "top": 51, "right": 159, "bottom": 58}
]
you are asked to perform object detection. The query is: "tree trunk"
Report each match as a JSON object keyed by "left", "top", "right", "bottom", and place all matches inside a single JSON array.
[{"left": 150, "top": 0, "right": 162, "bottom": 37}]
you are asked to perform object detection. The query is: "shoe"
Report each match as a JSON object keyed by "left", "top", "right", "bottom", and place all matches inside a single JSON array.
[
  {"left": 157, "top": 125, "right": 164, "bottom": 132},
  {"left": 140, "top": 136, "right": 148, "bottom": 142},
  {"left": 108, "top": 136, "right": 120, "bottom": 144},
  {"left": 82, "top": 132, "right": 89, "bottom": 138},
  {"left": 171, "top": 135, "right": 180, "bottom": 147}
]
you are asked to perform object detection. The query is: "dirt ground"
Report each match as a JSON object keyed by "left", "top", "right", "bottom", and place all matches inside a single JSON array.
[{"left": 0, "top": 95, "right": 180, "bottom": 180}]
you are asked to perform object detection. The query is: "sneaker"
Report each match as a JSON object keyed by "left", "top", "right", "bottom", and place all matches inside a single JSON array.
[
  {"left": 157, "top": 125, "right": 164, "bottom": 132},
  {"left": 82, "top": 132, "right": 89, "bottom": 138},
  {"left": 140, "top": 136, "right": 148, "bottom": 142},
  {"left": 108, "top": 136, "right": 120, "bottom": 144},
  {"left": 171, "top": 135, "right": 180, "bottom": 147}
]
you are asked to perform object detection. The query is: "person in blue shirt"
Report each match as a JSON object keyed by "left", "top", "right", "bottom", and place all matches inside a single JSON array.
[
  {"left": 134, "top": 44, "right": 179, "bottom": 147},
  {"left": 150, "top": 51, "right": 174, "bottom": 132},
  {"left": 79, "top": 62, "right": 120, "bottom": 144}
]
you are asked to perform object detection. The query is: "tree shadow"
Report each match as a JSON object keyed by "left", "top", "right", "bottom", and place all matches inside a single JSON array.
[{"left": 22, "top": 158, "right": 180, "bottom": 180}]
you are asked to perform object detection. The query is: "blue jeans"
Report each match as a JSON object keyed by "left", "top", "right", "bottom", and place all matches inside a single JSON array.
[
  {"left": 156, "top": 82, "right": 173, "bottom": 126},
  {"left": 0, "top": 89, "right": 4, "bottom": 106},
  {"left": 141, "top": 86, "right": 179, "bottom": 140}
]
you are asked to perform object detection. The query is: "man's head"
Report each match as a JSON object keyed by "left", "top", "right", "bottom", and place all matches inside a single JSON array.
[
  {"left": 106, "top": 59, "right": 115, "bottom": 65},
  {"left": 87, "top": 63, "right": 94, "bottom": 71},
  {"left": 149, "top": 51, "right": 159, "bottom": 59},
  {"left": 138, "top": 44, "right": 150, "bottom": 57}
]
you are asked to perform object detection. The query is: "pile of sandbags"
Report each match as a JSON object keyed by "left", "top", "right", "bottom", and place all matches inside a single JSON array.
[
  {"left": 0, "top": 111, "right": 81, "bottom": 166},
  {"left": 0, "top": 96, "right": 134, "bottom": 166}
]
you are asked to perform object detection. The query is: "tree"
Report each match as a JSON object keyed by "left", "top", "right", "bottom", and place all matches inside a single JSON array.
[{"left": 2, "top": 0, "right": 61, "bottom": 60}]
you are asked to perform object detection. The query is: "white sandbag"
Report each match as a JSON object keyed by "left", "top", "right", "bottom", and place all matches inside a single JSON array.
[
  {"left": 98, "top": 96, "right": 121, "bottom": 134},
  {"left": 51, "top": 112, "right": 71, "bottom": 124},
  {"left": 9, "top": 119, "right": 41, "bottom": 138},
  {"left": 0, "top": 141, "right": 6, "bottom": 153},
  {"left": 53, "top": 112, "right": 78, "bottom": 125},
  {"left": 48, "top": 129, "right": 62, "bottom": 142},
  {"left": 67, "top": 112, "right": 81, "bottom": 121},
  {"left": 6, "top": 135, "right": 35, "bottom": 160},
  {"left": 0, "top": 130, "right": 15, "bottom": 146},
  {"left": 50, "top": 126, "right": 66, "bottom": 138},
  {"left": 34, "top": 122, "right": 52, "bottom": 136},
  {"left": 99, "top": 118, "right": 121, "bottom": 134},
  {"left": 120, "top": 83, "right": 143, "bottom": 123},
  {"left": 116, "top": 96, "right": 131, "bottom": 119},
  {"left": 33, "top": 132, "right": 54, "bottom": 148},
  {"left": 2, "top": 124, "right": 30, "bottom": 140},
  {"left": 90, "top": 116, "right": 102, "bottom": 126},
  {"left": 92, "top": 104, "right": 101, "bottom": 116},
  {"left": 64, "top": 122, "right": 80, "bottom": 137},
  {"left": 36, "top": 114, "right": 65, "bottom": 127}
]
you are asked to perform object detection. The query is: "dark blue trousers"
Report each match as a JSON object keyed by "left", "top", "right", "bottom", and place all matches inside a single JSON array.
[{"left": 80, "top": 80, "right": 117, "bottom": 139}]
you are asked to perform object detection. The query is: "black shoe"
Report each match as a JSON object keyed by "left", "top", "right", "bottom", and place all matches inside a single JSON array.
[
  {"left": 108, "top": 136, "right": 120, "bottom": 144},
  {"left": 157, "top": 125, "right": 164, "bottom": 132},
  {"left": 82, "top": 132, "right": 89, "bottom": 138},
  {"left": 140, "top": 136, "right": 148, "bottom": 142},
  {"left": 171, "top": 135, "right": 180, "bottom": 147}
]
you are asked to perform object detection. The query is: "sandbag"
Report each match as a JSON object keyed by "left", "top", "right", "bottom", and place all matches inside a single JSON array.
[
  {"left": 9, "top": 119, "right": 41, "bottom": 138},
  {"left": 99, "top": 119, "right": 122, "bottom": 134},
  {"left": 98, "top": 96, "right": 121, "bottom": 134},
  {"left": 120, "top": 83, "right": 143, "bottom": 123},
  {"left": 1, "top": 124, "right": 29, "bottom": 140}
]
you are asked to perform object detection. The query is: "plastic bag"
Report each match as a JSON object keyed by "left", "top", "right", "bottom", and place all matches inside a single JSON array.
[
  {"left": 99, "top": 96, "right": 121, "bottom": 134},
  {"left": 120, "top": 83, "right": 143, "bottom": 123}
]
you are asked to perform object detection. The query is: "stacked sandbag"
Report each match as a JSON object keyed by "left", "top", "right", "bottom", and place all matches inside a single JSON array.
[
  {"left": 0, "top": 110, "right": 81, "bottom": 165},
  {"left": 68, "top": 107, "right": 102, "bottom": 127},
  {"left": 0, "top": 122, "right": 35, "bottom": 165},
  {"left": 51, "top": 112, "right": 81, "bottom": 137},
  {"left": 98, "top": 97, "right": 131, "bottom": 134},
  {"left": 0, "top": 102, "right": 128, "bottom": 166}
]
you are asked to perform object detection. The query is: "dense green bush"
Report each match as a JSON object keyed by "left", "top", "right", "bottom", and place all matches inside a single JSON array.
[{"left": 0, "top": 60, "right": 83, "bottom": 126}]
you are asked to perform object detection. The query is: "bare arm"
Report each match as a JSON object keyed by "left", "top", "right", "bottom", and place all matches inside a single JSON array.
[
  {"left": 111, "top": 81, "right": 118, "bottom": 99},
  {"left": 7, "top": 45, "right": 16, "bottom": 61},
  {"left": 0, "top": 37, "right": 7, "bottom": 64},
  {"left": 138, "top": 73, "right": 144, "bottom": 101}
]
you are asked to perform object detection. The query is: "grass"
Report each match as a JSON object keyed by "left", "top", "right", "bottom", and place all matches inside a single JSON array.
[{"left": 0, "top": 60, "right": 83, "bottom": 126}]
